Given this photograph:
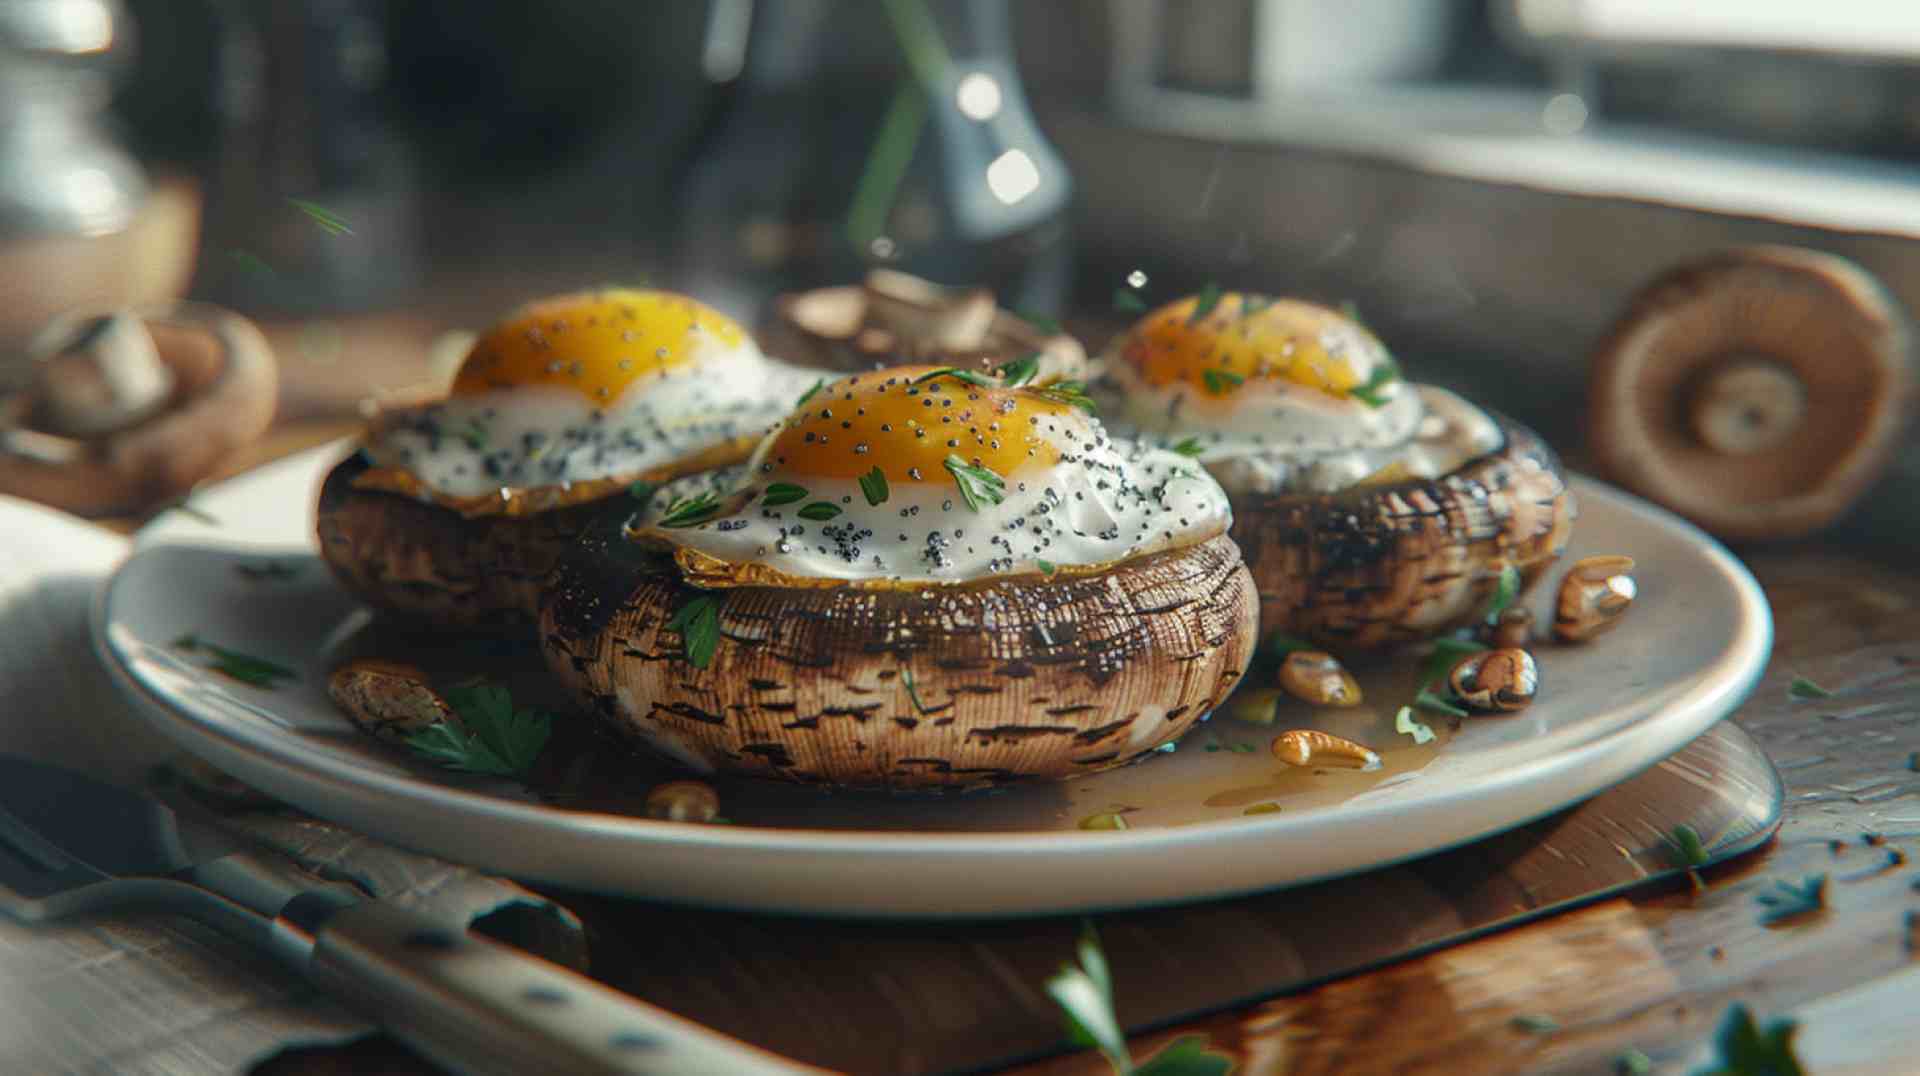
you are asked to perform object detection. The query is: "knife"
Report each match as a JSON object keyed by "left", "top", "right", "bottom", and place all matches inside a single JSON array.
[{"left": 0, "top": 755, "right": 825, "bottom": 1076}]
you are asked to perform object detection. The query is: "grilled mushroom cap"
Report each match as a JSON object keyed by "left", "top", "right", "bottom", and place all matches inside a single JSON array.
[
  {"left": 1589, "top": 246, "right": 1913, "bottom": 541},
  {"left": 1231, "top": 417, "right": 1575, "bottom": 649},
  {"left": 539, "top": 520, "right": 1257, "bottom": 790}
]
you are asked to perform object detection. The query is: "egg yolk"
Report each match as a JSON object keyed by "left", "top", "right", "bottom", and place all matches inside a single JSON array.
[
  {"left": 760, "top": 367, "right": 1073, "bottom": 483},
  {"left": 450, "top": 288, "right": 747, "bottom": 403},
  {"left": 1119, "top": 295, "right": 1385, "bottom": 399}
]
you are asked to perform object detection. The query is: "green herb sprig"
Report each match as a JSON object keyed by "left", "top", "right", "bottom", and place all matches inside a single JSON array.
[
  {"left": 1510, "top": 1014, "right": 1560, "bottom": 1035},
  {"left": 1756, "top": 875, "right": 1827, "bottom": 924},
  {"left": 1695, "top": 1003, "right": 1805, "bottom": 1076},
  {"left": 1414, "top": 688, "right": 1469, "bottom": 719},
  {"left": 1032, "top": 379, "right": 1098, "bottom": 414},
  {"left": 1186, "top": 282, "right": 1225, "bottom": 325},
  {"left": 996, "top": 353, "right": 1041, "bottom": 386},
  {"left": 405, "top": 680, "right": 552, "bottom": 777},
  {"left": 1665, "top": 824, "right": 1709, "bottom": 869},
  {"left": 173, "top": 635, "right": 296, "bottom": 689},
  {"left": 858, "top": 467, "right": 890, "bottom": 506},
  {"left": 796, "top": 379, "right": 826, "bottom": 408},
  {"left": 1113, "top": 288, "right": 1148, "bottom": 314},
  {"left": 658, "top": 491, "right": 721, "bottom": 528},
  {"left": 1019, "top": 311, "right": 1063, "bottom": 335},
  {"left": 666, "top": 593, "right": 722, "bottom": 669},
  {"left": 902, "top": 667, "right": 932, "bottom": 715},
  {"left": 1201, "top": 369, "right": 1244, "bottom": 396},
  {"left": 627, "top": 480, "right": 657, "bottom": 503},
  {"left": 1170, "top": 436, "right": 1205, "bottom": 457},
  {"left": 1420, "top": 636, "right": 1488, "bottom": 689},
  {"left": 798, "top": 502, "right": 843, "bottom": 521},
  {"left": 1787, "top": 677, "right": 1832, "bottom": 701},
  {"left": 1483, "top": 563, "right": 1522, "bottom": 625},
  {"left": 913, "top": 366, "right": 997, "bottom": 389},
  {"left": 1239, "top": 294, "right": 1274, "bottom": 319},
  {"left": 1044, "top": 923, "right": 1233, "bottom": 1076},
  {"left": 288, "top": 198, "right": 353, "bottom": 236},
  {"left": 944, "top": 454, "right": 1007, "bottom": 511},
  {"left": 1347, "top": 359, "right": 1402, "bottom": 409},
  {"left": 762, "top": 483, "right": 809, "bottom": 507}
]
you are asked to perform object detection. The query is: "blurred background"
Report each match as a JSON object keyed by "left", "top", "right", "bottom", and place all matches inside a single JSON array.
[{"left": 8, "top": 0, "right": 1920, "bottom": 536}]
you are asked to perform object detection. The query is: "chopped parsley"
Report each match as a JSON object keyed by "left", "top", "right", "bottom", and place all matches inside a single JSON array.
[
  {"left": 1483, "top": 562, "right": 1522, "bottom": 625},
  {"left": 797, "top": 501, "right": 843, "bottom": 521},
  {"left": 912, "top": 366, "right": 997, "bottom": 389},
  {"left": 902, "top": 667, "right": 931, "bottom": 715},
  {"left": 173, "top": 635, "right": 295, "bottom": 689},
  {"left": 762, "top": 483, "right": 808, "bottom": 507},
  {"left": 858, "top": 467, "right": 890, "bottom": 506},
  {"left": 1697, "top": 1003, "right": 1805, "bottom": 1076},
  {"left": 1036, "top": 559, "right": 1057, "bottom": 575},
  {"left": 1347, "top": 360, "right": 1401, "bottom": 409},
  {"left": 288, "top": 197, "right": 353, "bottom": 236},
  {"left": 1186, "top": 282, "right": 1225, "bottom": 325},
  {"left": 1031, "top": 379, "right": 1098, "bottom": 414},
  {"left": 657, "top": 491, "right": 721, "bottom": 528},
  {"left": 795, "top": 378, "right": 826, "bottom": 407},
  {"left": 1201, "top": 368, "right": 1244, "bottom": 396},
  {"left": 405, "top": 680, "right": 552, "bottom": 778},
  {"left": 665, "top": 593, "right": 722, "bottom": 669},
  {"left": 1112, "top": 287, "right": 1148, "bottom": 314},
  {"left": 1664, "top": 823, "right": 1710, "bottom": 869},
  {"left": 1614, "top": 1049, "right": 1652, "bottom": 1074},
  {"left": 945, "top": 454, "right": 1007, "bottom": 511},
  {"left": 996, "top": 353, "right": 1041, "bottom": 386},
  {"left": 1420, "top": 636, "right": 1488, "bottom": 688},
  {"left": 1394, "top": 705, "right": 1436, "bottom": 745},
  {"left": 1787, "top": 677, "right": 1832, "bottom": 701},
  {"left": 1510, "top": 1014, "right": 1560, "bottom": 1035},
  {"left": 1045, "top": 923, "right": 1232, "bottom": 1076},
  {"left": 1414, "top": 688, "right": 1469, "bottom": 719},
  {"left": 1756, "top": 875, "right": 1827, "bottom": 924},
  {"left": 627, "top": 480, "right": 657, "bottom": 503},
  {"left": 1170, "top": 436, "right": 1205, "bottom": 457}
]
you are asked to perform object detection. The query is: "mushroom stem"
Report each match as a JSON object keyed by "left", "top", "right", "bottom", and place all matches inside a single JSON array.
[{"left": 1690, "top": 357, "right": 1806, "bottom": 455}]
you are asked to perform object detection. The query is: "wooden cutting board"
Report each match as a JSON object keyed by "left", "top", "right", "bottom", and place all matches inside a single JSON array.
[{"left": 543, "top": 720, "right": 1780, "bottom": 1075}]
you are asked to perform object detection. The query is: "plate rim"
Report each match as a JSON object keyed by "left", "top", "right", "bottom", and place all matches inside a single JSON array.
[{"left": 93, "top": 445, "right": 1773, "bottom": 894}]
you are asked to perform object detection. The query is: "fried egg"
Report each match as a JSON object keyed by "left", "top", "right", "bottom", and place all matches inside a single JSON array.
[
  {"left": 632, "top": 365, "right": 1232, "bottom": 584},
  {"left": 1106, "top": 294, "right": 1501, "bottom": 494},
  {"left": 357, "top": 289, "right": 823, "bottom": 511}
]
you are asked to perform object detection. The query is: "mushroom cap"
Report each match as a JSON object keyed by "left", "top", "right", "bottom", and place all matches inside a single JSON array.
[
  {"left": 763, "top": 269, "right": 1086, "bottom": 379},
  {"left": 1230, "top": 416, "right": 1575, "bottom": 650},
  {"left": 1589, "top": 246, "right": 1914, "bottom": 541},
  {"left": 537, "top": 521, "right": 1258, "bottom": 790}
]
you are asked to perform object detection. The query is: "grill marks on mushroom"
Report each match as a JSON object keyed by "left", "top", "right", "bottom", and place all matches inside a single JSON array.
[
  {"left": 1230, "top": 418, "right": 1575, "bottom": 649},
  {"left": 540, "top": 528, "right": 1258, "bottom": 789}
]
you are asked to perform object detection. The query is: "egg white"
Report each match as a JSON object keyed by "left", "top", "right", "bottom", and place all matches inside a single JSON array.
[
  {"left": 360, "top": 342, "right": 826, "bottom": 500},
  {"left": 637, "top": 420, "right": 1233, "bottom": 583}
]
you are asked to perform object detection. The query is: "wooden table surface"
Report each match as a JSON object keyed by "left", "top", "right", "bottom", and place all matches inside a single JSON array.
[{"left": 93, "top": 314, "right": 1920, "bottom": 1075}]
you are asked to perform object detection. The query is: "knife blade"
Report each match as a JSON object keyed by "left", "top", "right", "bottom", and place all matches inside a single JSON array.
[{"left": 0, "top": 756, "right": 825, "bottom": 1076}]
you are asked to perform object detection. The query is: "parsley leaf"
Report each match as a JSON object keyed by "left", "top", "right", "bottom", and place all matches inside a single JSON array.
[
  {"left": 944, "top": 454, "right": 1007, "bottom": 511},
  {"left": 1046, "top": 924, "right": 1231, "bottom": 1076},
  {"left": 1347, "top": 361, "right": 1401, "bottom": 409},
  {"left": 1170, "top": 436, "right": 1205, "bottom": 457},
  {"left": 1615, "top": 1048, "right": 1652, "bottom": 1075},
  {"left": 1113, "top": 287, "right": 1148, "bottom": 314},
  {"left": 1394, "top": 705, "right": 1436, "bottom": 745},
  {"left": 1036, "top": 558, "right": 1057, "bottom": 575},
  {"left": 913, "top": 366, "right": 996, "bottom": 388},
  {"left": 1187, "top": 282, "right": 1225, "bottom": 325},
  {"left": 1339, "top": 299, "right": 1366, "bottom": 327},
  {"left": 902, "top": 667, "right": 931, "bottom": 715},
  {"left": 288, "top": 197, "right": 353, "bottom": 236},
  {"left": 795, "top": 378, "right": 826, "bottom": 408},
  {"left": 1031, "top": 379, "right": 1099, "bottom": 414},
  {"left": 406, "top": 681, "right": 552, "bottom": 777},
  {"left": 996, "top": 353, "right": 1041, "bottom": 386},
  {"left": 1697, "top": 1003, "right": 1805, "bottom": 1076},
  {"left": 1201, "top": 369, "right": 1244, "bottom": 396},
  {"left": 658, "top": 491, "right": 720, "bottom": 528},
  {"left": 762, "top": 483, "right": 809, "bottom": 507},
  {"left": 1483, "top": 562, "right": 1522, "bottom": 624},
  {"left": 627, "top": 480, "right": 657, "bottom": 503},
  {"left": 1511, "top": 1014, "right": 1560, "bottom": 1035},
  {"left": 1756, "top": 875, "right": 1827, "bottom": 924},
  {"left": 1664, "top": 823, "right": 1710, "bottom": 868},
  {"left": 666, "top": 594, "right": 722, "bottom": 669},
  {"left": 1420, "top": 636, "right": 1487, "bottom": 688},
  {"left": 1414, "top": 688, "right": 1469, "bottom": 718},
  {"left": 859, "top": 467, "right": 890, "bottom": 506},
  {"left": 798, "top": 501, "right": 843, "bottom": 521},
  {"left": 1787, "top": 677, "right": 1832, "bottom": 701},
  {"left": 173, "top": 634, "right": 296, "bottom": 689}
]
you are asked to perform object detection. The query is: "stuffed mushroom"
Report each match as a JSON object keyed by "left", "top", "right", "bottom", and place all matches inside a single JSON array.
[
  {"left": 318, "top": 288, "right": 825, "bottom": 630},
  {"left": 1104, "top": 295, "right": 1575, "bottom": 649},
  {"left": 539, "top": 364, "right": 1259, "bottom": 789}
]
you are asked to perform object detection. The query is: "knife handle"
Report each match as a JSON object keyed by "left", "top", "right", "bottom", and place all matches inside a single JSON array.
[{"left": 304, "top": 901, "right": 824, "bottom": 1076}]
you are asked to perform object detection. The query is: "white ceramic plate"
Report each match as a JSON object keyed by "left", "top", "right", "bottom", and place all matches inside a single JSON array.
[{"left": 95, "top": 444, "right": 1771, "bottom": 917}]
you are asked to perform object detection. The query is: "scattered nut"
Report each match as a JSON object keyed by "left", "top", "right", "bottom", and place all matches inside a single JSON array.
[
  {"left": 328, "top": 659, "right": 455, "bottom": 741},
  {"left": 644, "top": 780, "right": 721, "bottom": 823},
  {"left": 1489, "top": 607, "right": 1534, "bottom": 649},
  {"left": 1447, "top": 648, "right": 1540, "bottom": 712},
  {"left": 1271, "top": 729, "right": 1381, "bottom": 771},
  {"left": 1554, "top": 556, "right": 1637, "bottom": 642},
  {"left": 1275, "top": 650, "right": 1362, "bottom": 707}
]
